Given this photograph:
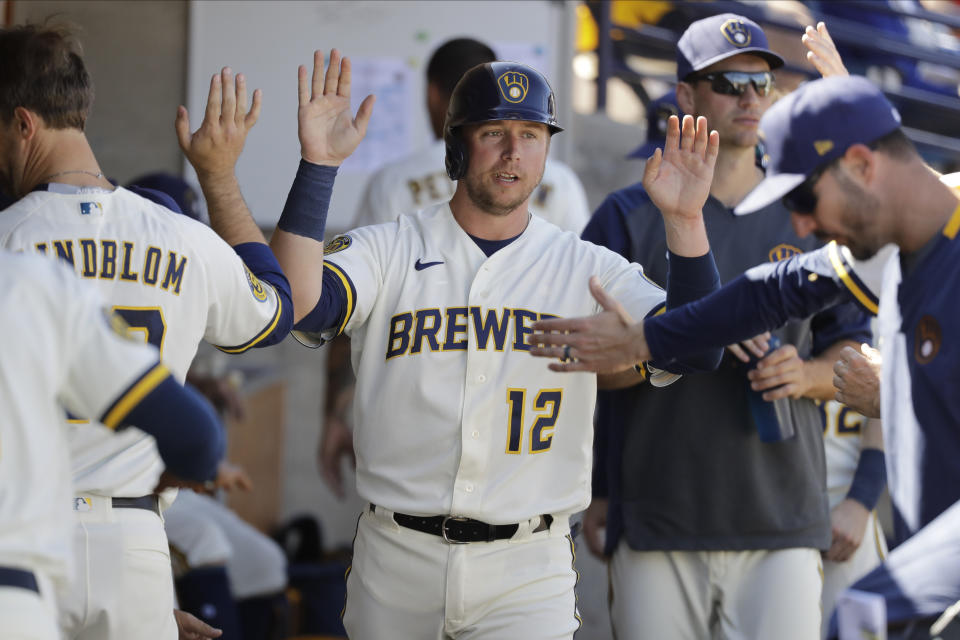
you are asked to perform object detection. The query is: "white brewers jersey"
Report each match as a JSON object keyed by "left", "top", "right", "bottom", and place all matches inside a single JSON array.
[
  {"left": 0, "top": 187, "right": 284, "bottom": 498},
  {"left": 821, "top": 400, "right": 868, "bottom": 496},
  {"left": 352, "top": 140, "right": 591, "bottom": 234},
  {"left": 306, "top": 204, "right": 665, "bottom": 523},
  {"left": 0, "top": 251, "right": 163, "bottom": 584}
]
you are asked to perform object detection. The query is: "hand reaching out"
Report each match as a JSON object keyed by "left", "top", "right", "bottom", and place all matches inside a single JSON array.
[
  {"left": 298, "top": 49, "right": 376, "bottom": 166},
  {"left": 802, "top": 22, "right": 849, "bottom": 79},
  {"left": 176, "top": 67, "right": 261, "bottom": 179},
  {"left": 642, "top": 115, "right": 719, "bottom": 222}
]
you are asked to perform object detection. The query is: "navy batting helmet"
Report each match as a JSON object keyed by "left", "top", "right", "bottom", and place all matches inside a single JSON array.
[{"left": 444, "top": 61, "right": 563, "bottom": 181}]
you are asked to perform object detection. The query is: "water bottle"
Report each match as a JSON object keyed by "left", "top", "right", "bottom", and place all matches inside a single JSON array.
[{"left": 743, "top": 336, "right": 796, "bottom": 443}]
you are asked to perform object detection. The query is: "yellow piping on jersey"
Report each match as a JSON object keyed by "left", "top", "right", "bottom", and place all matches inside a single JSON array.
[
  {"left": 101, "top": 364, "right": 170, "bottom": 429},
  {"left": 942, "top": 203, "right": 960, "bottom": 240},
  {"left": 325, "top": 261, "right": 355, "bottom": 337},
  {"left": 215, "top": 285, "right": 284, "bottom": 354},
  {"left": 827, "top": 241, "right": 878, "bottom": 315}
]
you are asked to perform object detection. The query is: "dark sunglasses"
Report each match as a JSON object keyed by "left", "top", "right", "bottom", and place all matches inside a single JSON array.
[
  {"left": 781, "top": 163, "right": 831, "bottom": 214},
  {"left": 689, "top": 71, "right": 776, "bottom": 97}
]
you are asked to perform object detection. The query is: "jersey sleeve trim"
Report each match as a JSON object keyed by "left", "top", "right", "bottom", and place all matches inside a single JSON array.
[
  {"left": 100, "top": 363, "right": 171, "bottom": 429},
  {"left": 827, "top": 241, "right": 879, "bottom": 315},
  {"left": 325, "top": 260, "right": 356, "bottom": 337},
  {"left": 214, "top": 284, "right": 285, "bottom": 354},
  {"left": 942, "top": 203, "right": 960, "bottom": 240}
]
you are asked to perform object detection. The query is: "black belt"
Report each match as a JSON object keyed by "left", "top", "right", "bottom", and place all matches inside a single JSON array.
[
  {"left": 0, "top": 566, "right": 38, "bottom": 593},
  {"left": 372, "top": 504, "right": 552, "bottom": 544},
  {"left": 112, "top": 495, "right": 160, "bottom": 515}
]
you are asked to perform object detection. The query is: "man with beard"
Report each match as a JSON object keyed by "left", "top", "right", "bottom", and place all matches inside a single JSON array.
[
  {"left": 532, "top": 75, "right": 960, "bottom": 638},
  {"left": 193, "top": 50, "right": 724, "bottom": 638},
  {"left": 577, "top": 13, "right": 871, "bottom": 640}
]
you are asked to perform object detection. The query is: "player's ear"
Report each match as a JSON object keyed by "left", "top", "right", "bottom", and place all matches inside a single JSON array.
[
  {"left": 675, "top": 82, "right": 696, "bottom": 116},
  {"left": 841, "top": 143, "right": 875, "bottom": 185},
  {"left": 12, "top": 107, "right": 40, "bottom": 141}
]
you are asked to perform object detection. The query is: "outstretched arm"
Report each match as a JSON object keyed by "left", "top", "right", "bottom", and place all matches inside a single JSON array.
[
  {"left": 269, "top": 49, "right": 375, "bottom": 322},
  {"left": 643, "top": 114, "right": 718, "bottom": 258},
  {"left": 177, "top": 67, "right": 264, "bottom": 247}
]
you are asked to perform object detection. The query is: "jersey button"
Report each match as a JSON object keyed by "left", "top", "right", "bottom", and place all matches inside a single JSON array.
[
  {"left": 471, "top": 430, "right": 480, "bottom": 439},
  {"left": 465, "top": 484, "right": 474, "bottom": 492},
  {"left": 477, "top": 374, "right": 487, "bottom": 383}
]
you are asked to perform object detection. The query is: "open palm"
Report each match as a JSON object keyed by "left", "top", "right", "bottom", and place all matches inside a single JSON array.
[
  {"left": 298, "top": 49, "right": 376, "bottom": 166},
  {"left": 642, "top": 115, "right": 719, "bottom": 222}
]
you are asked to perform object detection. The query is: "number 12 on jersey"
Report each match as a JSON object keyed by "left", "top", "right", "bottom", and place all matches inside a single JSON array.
[{"left": 506, "top": 388, "right": 563, "bottom": 454}]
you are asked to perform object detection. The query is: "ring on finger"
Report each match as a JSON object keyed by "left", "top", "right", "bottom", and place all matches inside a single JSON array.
[{"left": 563, "top": 345, "right": 572, "bottom": 362}]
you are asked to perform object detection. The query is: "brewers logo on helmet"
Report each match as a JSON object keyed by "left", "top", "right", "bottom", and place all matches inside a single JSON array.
[{"left": 443, "top": 61, "right": 562, "bottom": 181}]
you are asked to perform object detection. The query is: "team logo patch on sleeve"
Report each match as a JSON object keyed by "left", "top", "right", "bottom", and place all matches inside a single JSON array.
[
  {"left": 243, "top": 265, "right": 269, "bottom": 302},
  {"left": 768, "top": 243, "right": 803, "bottom": 262},
  {"left": 498, "top": 71, "right": 529, "bottom": 103},
  {"left": 915, "top": 315, "right": 942, "bottom": 364},
  {"left": 324, "top": 235, "right": 352, "bottom": 255}
]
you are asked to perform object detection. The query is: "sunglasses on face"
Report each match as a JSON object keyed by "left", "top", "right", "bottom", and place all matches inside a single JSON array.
[
  {"left": 689, "top": 71, "right": 776, "bottom": 97},
  {"left": 781, "top": 164, "right": 831, "bottom": 214}
]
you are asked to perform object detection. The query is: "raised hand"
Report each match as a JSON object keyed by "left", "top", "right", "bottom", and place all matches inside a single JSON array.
[
  {"left": 176, "top": 67, "right": 261, "bottom": 179},
  {"left": 530, "top": 276, "right": 651, "bottom": 374},
  {"left": 642, "top": 114, "right": 719, "bottom": 222},
  {"left": 298, "top": 49, "right": 376, "bottom": 166},
  {"left": 802, "top": 22, "right": 848, "bottom": 78}
]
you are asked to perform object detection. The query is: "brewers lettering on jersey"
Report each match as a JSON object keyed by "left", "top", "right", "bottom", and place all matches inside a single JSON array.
[{"left": 259, "top": 50, "right": 720, "bottom": 639}]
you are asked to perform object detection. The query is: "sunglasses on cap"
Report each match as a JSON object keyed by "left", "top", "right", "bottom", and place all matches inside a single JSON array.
[
  {"left": 781, "top": 162, "right": 832, "bottom": 214},
  {"left": 688, "top": 70, "right": 776, "bottom": 97}
]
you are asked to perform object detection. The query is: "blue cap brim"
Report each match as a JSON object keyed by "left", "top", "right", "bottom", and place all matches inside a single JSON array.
[{"left": 734, "top": 173, "right": 807, "bottom": 215}]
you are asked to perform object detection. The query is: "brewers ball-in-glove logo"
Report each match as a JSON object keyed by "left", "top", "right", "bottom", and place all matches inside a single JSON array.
[
  {"left": 721, "top": 18, "right": 752, "bottom": 47},
  {"left": 914, "top": 315, "right": 942, "bottom": 364},
  {"left": 243, "top": 265, "right": 269, "bottom": 302},
  {"left": 498, "top": 71, "right": 529, "bottom": 104},
  {"left": 324, "top": 234, "right": 352, "bottom": 255}
]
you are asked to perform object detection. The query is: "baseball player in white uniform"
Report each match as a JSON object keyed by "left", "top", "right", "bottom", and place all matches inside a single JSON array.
[
  {"left": 352, "top": 37, "right": 589, "bottom": 234},
  {"left": 0, "top": 25, "right": 292, "bottom": 639},
  {"left": 820, "top": 401, "right": 888, "bottom": 637},
  {"left": 0, "top": 250, "right": 227, "bottom": 640},
  {"left": 241, "top": 50, "right": 722, "bottom": 638}
]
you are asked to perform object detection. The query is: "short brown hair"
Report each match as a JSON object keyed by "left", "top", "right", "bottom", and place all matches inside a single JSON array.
[{"left": 0, "top": 23, "right": 94, "bottom": 130}]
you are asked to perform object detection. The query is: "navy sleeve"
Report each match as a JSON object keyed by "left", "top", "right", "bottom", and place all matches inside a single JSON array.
[
  {"left": 645, "top": 246, "right": 852, "bottom": 364},
  {"left": 809, "top": 301, "right": 873, "bottom": 356},
  {"left": 293, "top": 264, "right": 351, "bottom": 335},
  {"left": 119, "top": 375, "right": 226, "bottom": 482},
  {"left": 232, "top": 242, "right": 294, "bottom": 347},
  {"left": 650, "top": 250, "right": 724, "bottom": 373}
]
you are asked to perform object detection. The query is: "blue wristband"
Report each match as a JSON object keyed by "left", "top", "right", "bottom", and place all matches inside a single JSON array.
[
  {"left": 846, "top": 447, "right": 887, "bottom": 511},
  {"left": 276, "top": 160, "right": 338, "bottom": 242}
]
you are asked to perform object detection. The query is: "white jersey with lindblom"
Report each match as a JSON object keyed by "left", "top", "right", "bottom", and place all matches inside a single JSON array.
[
  {"left": 306, "top": 204, "right": 665, "bottom": 523},
  {"left": 352, "top": 140, "right": 591, "bottom": 233},
  {"left": 0, "top": 252, "right": 164, "bottom": 584},
  {"left": 0, "top": 187, "right": 284, "bottom": 498}
]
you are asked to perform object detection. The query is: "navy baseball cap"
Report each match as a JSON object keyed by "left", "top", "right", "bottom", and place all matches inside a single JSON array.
[
  {"left": 677, "top": 13, "right": 784, "bottom": 81},
  {"left": 735, "top": 76, "right": 902, "bottom": 215},
  {"left": 627, "top": 90, "right": 681, "bottom": 159},
  {"left": 126, "top": 172, "right": 202, "bottom": 221}
]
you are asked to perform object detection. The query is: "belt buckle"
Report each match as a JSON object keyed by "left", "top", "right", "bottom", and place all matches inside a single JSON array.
[{"left": 441, "top": 515, "right": 471, "bottom": 544}]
